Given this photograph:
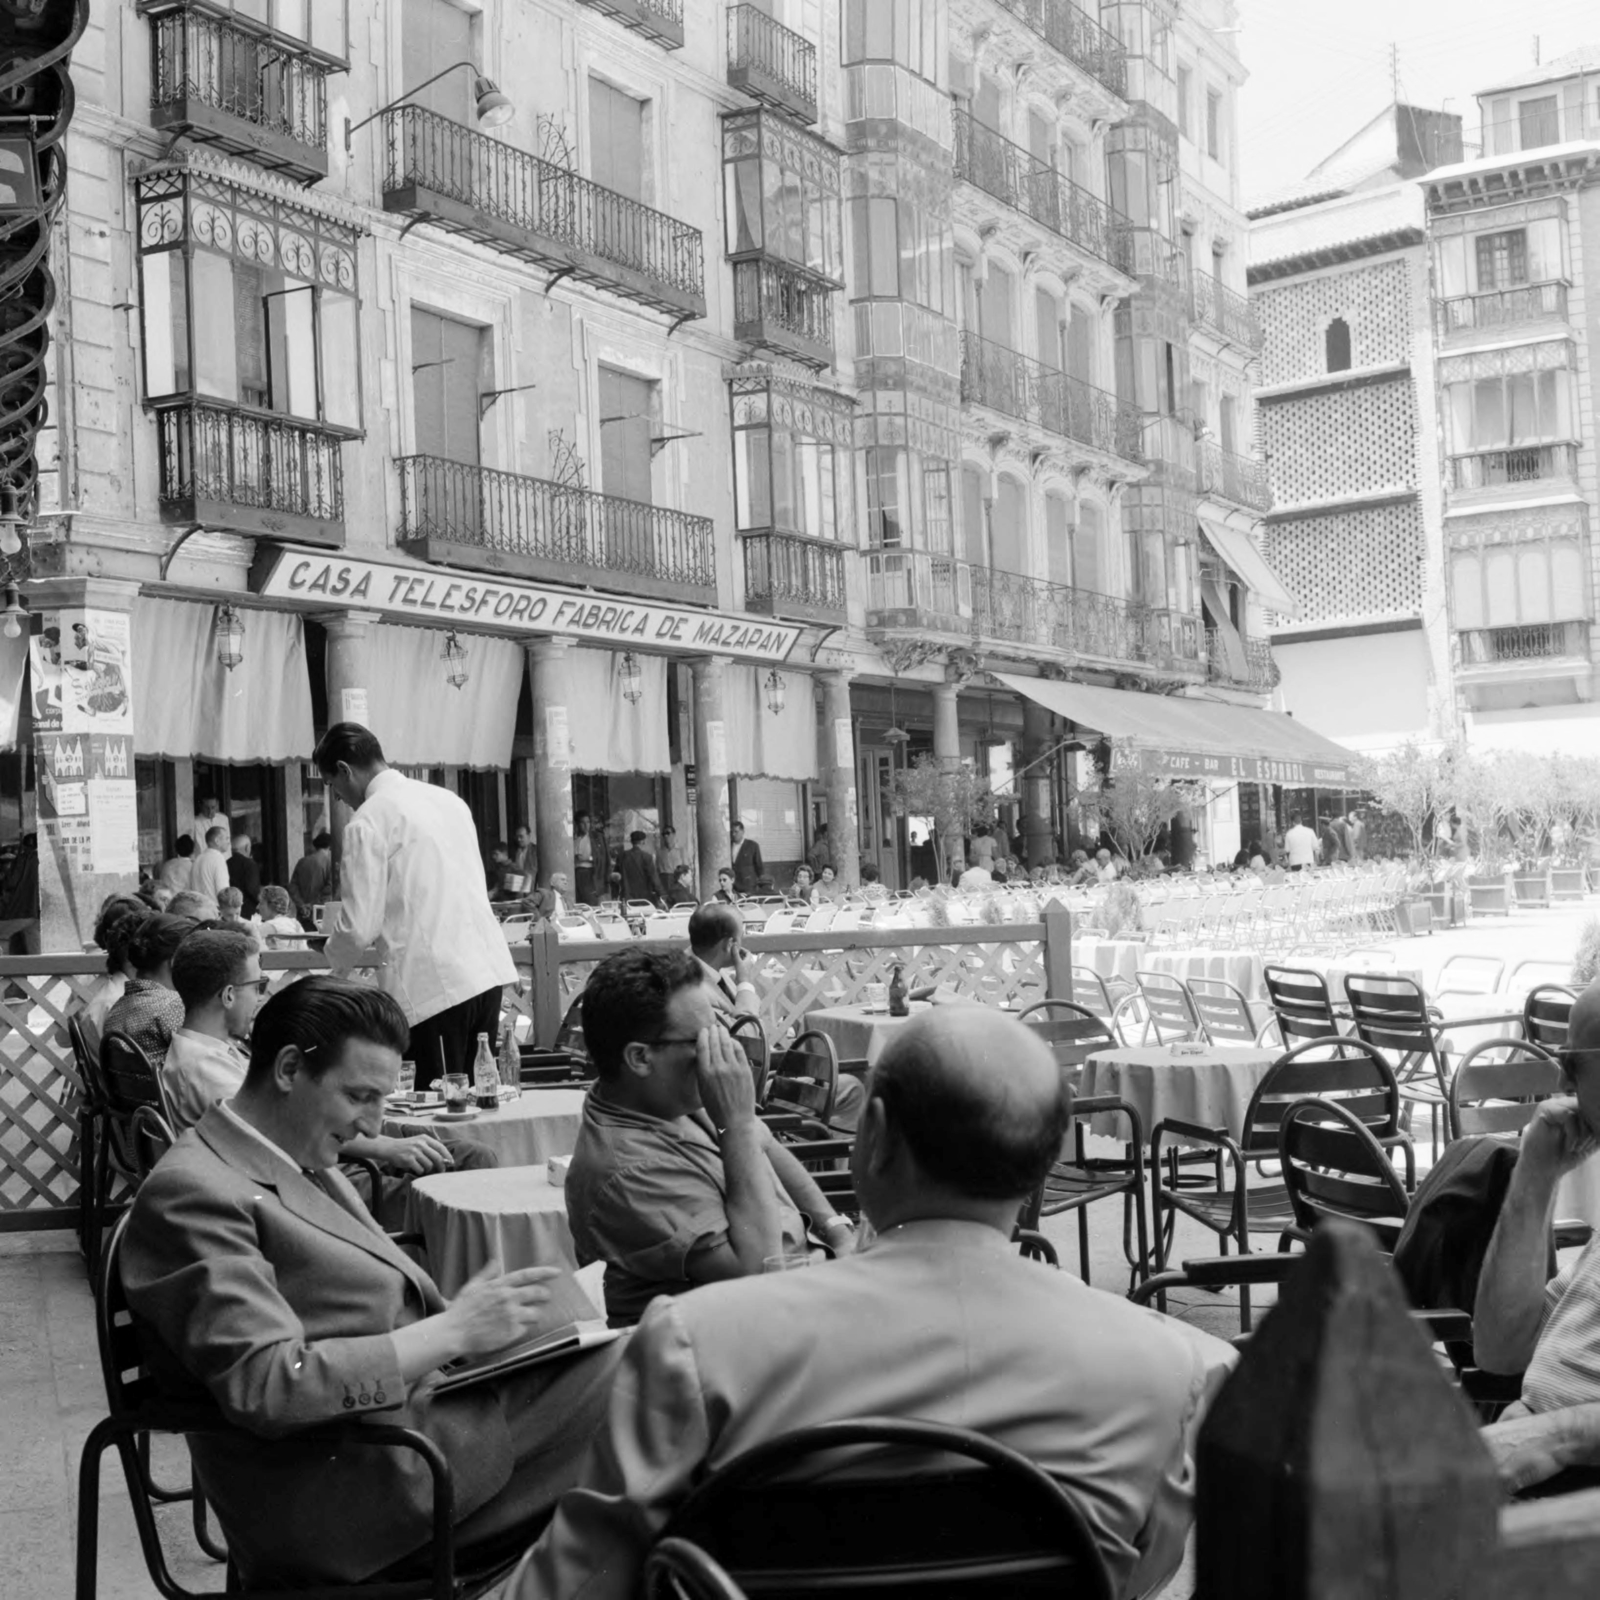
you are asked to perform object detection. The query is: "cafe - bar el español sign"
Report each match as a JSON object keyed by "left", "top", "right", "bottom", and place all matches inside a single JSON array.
[{"left": 257, "top": 550, "right": 804, "bottom": 664}]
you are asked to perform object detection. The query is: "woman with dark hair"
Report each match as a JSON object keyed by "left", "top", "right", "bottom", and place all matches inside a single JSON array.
[
  {"left": 66, "top": 895, "right": 149, "bottom": 1048},
  {"left": 103, "top": 911, "right": 200, "bottom": 1068},
  {"left": 664, "top": 862, "right": 698, "bottom": 907}
]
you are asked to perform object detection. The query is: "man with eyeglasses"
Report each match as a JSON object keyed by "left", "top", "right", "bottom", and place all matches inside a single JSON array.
[
  {"left": 162, "top": 930, "right": 493, "bottom": 1199},
  {"left": 564, "top": 948, "right": 854, "bottom": 1327}
]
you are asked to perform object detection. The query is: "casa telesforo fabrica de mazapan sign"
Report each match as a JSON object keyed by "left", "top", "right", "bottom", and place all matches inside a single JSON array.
[{"left": 258, "top": 550, "right": 804, "bottom": 664}]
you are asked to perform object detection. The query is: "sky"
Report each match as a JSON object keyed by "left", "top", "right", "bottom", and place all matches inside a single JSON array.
[{"left": 1235, "top": 0, "right": 1600, "bottom": 205}]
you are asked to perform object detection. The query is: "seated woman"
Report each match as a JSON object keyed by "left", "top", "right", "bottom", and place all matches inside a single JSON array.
[
  {"left": 790, "top": 863, "right": 819, "bottom": 905},
  {"left": 103, "top": 911, "right": 200, "bottom": 1069},
  {"left": 813, "top": 865, "right": 844, "bottom": 903},
  {"left": 253, "top": 885, "right": 304, "bottom": 945}
]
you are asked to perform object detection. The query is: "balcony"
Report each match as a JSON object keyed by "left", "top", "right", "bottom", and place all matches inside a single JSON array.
[
  {"left": 960, "top": 332, "right": 1143, "bottom": 462},
  {"left": 732, "top": 258, "right": 835, "bottom": 369},
  {"left": 397, "top": 455, "right": 716, "bottom": 606},
  {"left": 1124, "top": 225, "right": 1189, "bottom": 298},
  {"left": 1191, "top": 272, "right": 1263, "bottom": 352},
  {"left": 574, "top": 0, "right": 683, "bottom": 50},
  {"left": 141, "top": 0, "right": 331, "bottom": 183},
  {"left": 1438, "top": 280, "right": 1568, "bottom": 335},
  {"left": 154, "top": 399, "right": 345, "bottom": 544},
  {"left": 1206, "top": 630, "right": 1278, "bottom": 693},
  {"left": 383, "top": 106, "right": 705, "bottom": 323},
  {"left": 740, "top": 531, "right": 846, "bottom": 624},
  {"left": 987, "top": 0, "right": 1127, "bottom": 98},
  {"left": 1198, "top": 441, "right": 1271, "bottom": 513},
  {"left": 726, "top": 4, "right": 817, "bottom": 125},
  {"left": 862, "top": 549, "right": 972, "bottom": 636},
  {"left": 1448, "top": 443, "right": 1578, "bottom": 492},
  {"left": 951, "top": 108, "right": 1131, "bottom": 274},
  {"left": 1458, "top": 620, "right": 1591, "bottom": 671}
]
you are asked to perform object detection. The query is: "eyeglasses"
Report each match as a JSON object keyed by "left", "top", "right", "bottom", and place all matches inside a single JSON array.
[
  {"left": 650, "top": 1035, "right": 701, "bottom": 1050},
  {"left": 231, "top": 977, "right": 272, "bottom": 996}
]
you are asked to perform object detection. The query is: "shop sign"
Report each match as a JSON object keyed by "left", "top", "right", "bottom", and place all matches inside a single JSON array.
[
  {"left": 258, "top": 550, "right": 804, "bottom": 664},
  {"left": 1117, "top": 745, "right": 1352, "bottom": 788}
]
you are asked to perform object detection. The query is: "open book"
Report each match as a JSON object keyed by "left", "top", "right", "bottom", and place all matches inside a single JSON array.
[{"left": 433, "top": 1321, "right": 623, "bottom": 1395}]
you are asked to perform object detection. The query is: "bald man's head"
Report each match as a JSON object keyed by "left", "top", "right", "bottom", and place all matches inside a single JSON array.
[{"left": 868, "top": 1007, "right": 1070, "bottom": 1202}]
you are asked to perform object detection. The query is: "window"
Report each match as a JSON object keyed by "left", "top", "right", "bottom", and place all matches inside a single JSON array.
[
  {"left": 136, "top": 172, "right": 361, "bottom": 429},
  {"left": 848, "top": 196, "right": 953, "bottom": 317},
  {"left": 1325, "top": 317, "right": 1351, "bottom": 373},
  {"left": 402, "top": 0, "right": 472, "bottom": 118},
  {"left": 865, "top": 446, "right": 909, "bottom": 548},
  {"left": 1435, "top": 218, "right": 1563, "bottom": 297},
  {"left": 1163, "top": 341, "right": 1178, "bottom": 415},
  {"left": 961, "top": 464, "right": 986, "bottom": 565},
  {"left": 1476, "top": 230, "right": 1529, "bottom": 290},
  {"left": 1206, "top": 89, "right": 1222, "bottom": 161},
  {"left": 722, "top": 112, "right": 844, "bottom": 282},
  {"left": 1066, "top": 306, "right": 1093, "bottom": 382},
  {"left": 992, "top": 476, "right": 1026, "bottom": 574},
  {"left": 1518, "top": 95, "right": 1560, "bottom": 150},
  {"left": 1451, "top": 539, "right": 1587, "bottom": 629},
  {"left": 922, "top": 464, "right": 953, "bottom": 555},
  {"left": 234, "top": 0, "right": 348, "bottom": 58},
  {"left": 1074, "top": 503, "right": 1104, "bottom": 594},
  {"left": 1035, "top": 287, "right": 1061, "bottom": 369},
  {"left": 1218, "top": 394, "right": 1237, "bottom": 455},
  {"left": 1446, "top": 364, "right": 1571, "bottom": 451},
  {"left": 411, "top": 308, "right": 486, "bottom": 467},
  {"left": 1177, "top": 66, "right": 1192, "bottom": 139},
  {"left": 731, "top": 376, "right": 852, "bottom": 541},
  {"left": 598, "top": 366, "right": 656, "bottom": 505},
  {"left": 589, "top": 79, "right": 646, "bottom": 202},
  {"left": 844, "top": 0, "right": 938, "bottom": 79},
  {"left": 1045, "top": 492, "right": 1071, "bottom": 586},
  {"left": 982, "top": 265, "right": 1015, "bottom": 349}
]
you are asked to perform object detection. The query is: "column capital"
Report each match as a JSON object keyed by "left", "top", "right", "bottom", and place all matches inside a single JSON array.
[
  {"left": 318, "top": 609, "right": 381, "bottom": 641},
  {"left": 525, "top": 635, "right": 572, "bottom": 664},
  {"left": 819, "top": 664, "right": 855, "bottom": 689},
  {"left": 21, "top": 575, "right": 142, "bottom": 612}
]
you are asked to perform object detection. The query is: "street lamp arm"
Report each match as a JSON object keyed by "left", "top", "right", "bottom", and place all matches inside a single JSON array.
[{"left": 344, "top": 60, "right": 481, "bottom": 149}]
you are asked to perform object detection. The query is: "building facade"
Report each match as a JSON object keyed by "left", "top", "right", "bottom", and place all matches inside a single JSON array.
[{"left": 21, "top": 0, "right": 1285, "bottom": 943}]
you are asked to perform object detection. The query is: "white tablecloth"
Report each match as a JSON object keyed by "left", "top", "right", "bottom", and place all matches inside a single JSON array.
[
  {"left": 803, "top": 1000, "right": 938, "bottom": 1065},
  {"left": 405, "top": 1164, "right": 599, "bottom": 1308},
  {"left": 1081, "top": 1044, "right": 1278, "bottom": 1146},
  {"left": 1071, "top": 938, "right": 1145, "bottom": 988},
  {"left": 1142, "top": 949, "right": 1266, "bottom": 1002},
  {"left": 388, "top": 1089, "right": 588, "bottom": 1169}
]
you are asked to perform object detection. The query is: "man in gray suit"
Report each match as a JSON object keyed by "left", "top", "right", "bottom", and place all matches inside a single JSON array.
[
  {"left": 122, "top": 976, "right": 621, "bottom": 1589},
  {"left": 505, "top": 1006, "right": 1236, "bottom": 1600}
]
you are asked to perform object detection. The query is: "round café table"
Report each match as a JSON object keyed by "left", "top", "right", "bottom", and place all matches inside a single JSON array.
[
  {"left": 802, "top": 999, "right": 944, "bottom": 1065},
  {"left": 386, "top": 1089, "right": 588, "bottom": 1169},
  {"left": 405, "top": 1165, "right": 599, "bottom": 1312},
  {"left": 1080, "top": 1043, "right": 1278, "bottom": 1146}
]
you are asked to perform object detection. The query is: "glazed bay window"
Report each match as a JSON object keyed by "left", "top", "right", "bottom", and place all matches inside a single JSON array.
[
  {"left": 733, "top": 374, "right": 850, "bottom": 623},
  {"left": 1452, "top": 534, "right": 1591, "bottom": 676},
  {"left": 1435, "top": 212, "right": 1567, "bottom": 332},
  {"left": 723, "top": 109, "right": 843, "bottom": 368},
  {"left": 136, "top": 168, "right": 360, "bottom": 542},
  {"left": 1442, "top": 343, "right": 1575, "bottom": 491}
]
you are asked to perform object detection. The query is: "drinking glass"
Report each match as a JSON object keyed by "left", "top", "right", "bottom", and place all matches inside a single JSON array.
[
  {"left": 442, "top": 1072, "right": 471, "bottom": 1109},
  {"left": 862, "top": 983, "right": 887, "bottom": 1012},
  {"left": 763, "top": 1246, "right": 814, "bottom": 1272}
]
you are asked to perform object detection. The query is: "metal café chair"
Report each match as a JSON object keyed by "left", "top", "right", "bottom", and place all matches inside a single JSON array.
[
  {"left": 1262, "top": 964, "right": 1346, "bottom": 1048},
  {"left": 1133, "top": 971, "right": 1202, "bottom": 1044},
  {"left": 1187, "top": 977, "right": 1259, "bottom": 1045},
  {"left": 1278, "top": 1097, "right": 1412, "bottom": 1254},
  {"left": 1343, "top": 974, "right": 1466, "bottom": 1156},
  {"left": 1523, "top": 984, "right": 1577, "bottom": 1054}
]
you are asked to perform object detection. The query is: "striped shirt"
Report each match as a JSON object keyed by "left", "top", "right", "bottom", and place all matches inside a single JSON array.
[{"left": 1521, "top": 1233, "right": 1600, "bottom": 1412}]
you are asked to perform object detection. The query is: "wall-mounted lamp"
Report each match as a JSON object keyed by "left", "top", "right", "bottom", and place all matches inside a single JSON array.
[
  {"left": 344, "top": 61, "right": 513, "bottom": 154},
  {"left": 0, "top": 486, "right": 23, "bottom": 557},
  {"left": 763, "top": 669, "right": 786, "bottom": 716},
  {"left": 214, "top": 603, "right": 244, "bottom": 671},
  {"left": 442, "top": 630, "right": 470, "bottom": 689}
]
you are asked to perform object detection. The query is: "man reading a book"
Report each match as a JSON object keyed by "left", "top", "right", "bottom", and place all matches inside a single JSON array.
[
  {"left": 563, "top": 947, "right": 857, "bottom": 1325},
  {"left": 502, "top": 1006, "right": 1236, "bottom": 1600},
  {"left": 122, "top": 976, "right": 623, "bottom": 1589}
]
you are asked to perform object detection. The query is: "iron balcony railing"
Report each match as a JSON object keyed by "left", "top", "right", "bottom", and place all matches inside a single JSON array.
[
  {"left": 1449, "top": 443, "right": 1578, "bottom": 491},
  {"left": 731, "top": 257, "right": 835, "bottom": 367},
  {"left": 143, "top": 0, "right": 330, "bottom": 176},
  {"left": 1191, "top": 272, "right": 1263, "bottom": 351},
  {"left": 1123, "top": 225, "right": 1189, "bottom": 295},
  {"left": 987, "top": 0, "right": 1127, "bottom": 98},
  {"left": 1481, "top": 105, "right": 1600, "bottom": 157},
  {"left": 155, "top": 399, "right": 344, "bottom": 528},
  {"left": 960, "top": 331, "right": 1143, "bottom": 461},
  {"left": 384, "top": 105, "right": 705, "bottom": 315},
  {"left": 740, "top": 530, "right": 846, "bottom": 619},
  {"left": 1206, "top": 629, "right": 1278, "bottom": 692},
  {"left": 1438, "top": 280, "right": 1568, "bottom": 334},
  {"left": 574, "top": 0, "right": 683, "bottom": 50},
  {"left": 1197, "top": 440, "right": 1271, "bottom": 512},
  {"left": 398, "top": 455, "right": 717, "bottom": 597},
  {"left": 950, "top": 108, "right": 1131, "bottom": 273},
  {"left": 726, "top": 3, "right": 817, "bottom": 123},
  {"left": 1459, "top": 620, "right": 1591, "bottom": 667}
]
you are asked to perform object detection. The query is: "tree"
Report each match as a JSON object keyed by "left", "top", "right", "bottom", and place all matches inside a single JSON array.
[
  {"left": 1356, "top": 742, "right": 1452, "bottom": 860},
  {"left": 887, "top": 755, "right": 994, "bottom": 884},
  {"left": 1076, "top": 766, "right": 1204, "bottom": 864},
  {"left": 1450, "top": 747, "right": 1515, "bottom": 871}
]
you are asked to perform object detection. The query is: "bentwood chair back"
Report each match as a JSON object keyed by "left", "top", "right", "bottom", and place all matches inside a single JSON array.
[
  {"left": 1523, "top": 984, "right": 1577, "bottom": 1054},
  {"left": 763, "top": 1029, "right": 839, "bottom": 1129},
  {"left": 1278, "top": 1097, "right": 1412, "bottom": 1253},
  {"left": 659, "top": 1418, "right": 1114, "bottom": 1600}
]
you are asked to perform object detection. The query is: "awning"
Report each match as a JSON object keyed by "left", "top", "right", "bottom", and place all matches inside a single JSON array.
[
  {"left": 365, "top": 622, "right": 522, "bottom": 769},
  {"left": 993, "top": 671, "right": 1359, "bottom": 787},
  {"left": 724, "top": 664, "right": 818, "bottom": 782},
  {"left": 568, "top": 648, "right": 672, "bottom": 775},
  {"left": 1199, "top": 514, "right": 1304, "bottom": 619}
]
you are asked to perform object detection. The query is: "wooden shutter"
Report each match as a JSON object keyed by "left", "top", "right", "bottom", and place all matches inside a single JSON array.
[
  {"left": 974, "top": 76, "right": 1002, "bottom": 132},
  {"left": 961, "top": 465, "right": 986, "bottom": 566},
  {"left": 402, "top": 0, "right": 473, "bottom": 121},
  {"left": 411, "top": 308, "right": 483, "bottom": 467},
  {"left": 992, "top": 477, "right": 1026, "bottom": 575},
  {"left": 1035, "top": 288, "right": 1061, "bottom": 369},
  {"left": 1075, "top": 505, "right": 1103, "bottom": 594},
  {"left": 1045, "top": 494, "right": 1070, "bottom": 586},
  {"left": 598, "top": 367, "right": 654, "bottom": 504},
  {"left": 589, "top": 78, "right": 645, "bottom": 202}
]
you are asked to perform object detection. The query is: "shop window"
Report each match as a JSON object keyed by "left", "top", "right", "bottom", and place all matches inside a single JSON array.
[{"left": 135, "top": 169, "right": 361, "bottom": 428}]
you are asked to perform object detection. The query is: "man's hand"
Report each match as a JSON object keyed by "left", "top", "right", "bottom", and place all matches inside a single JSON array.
[
  {"left": 444, "top": 1262, "right": 563, "bottom": 1357},
  {"left": 1482, "top": 1404, "right": 1600, "bottom": 1495},
  {"left": 732, "top": 944, "right": 755, "bottom": 987},
  {"left": 368, "top": 1133, "right": 456, "bottom": 1175},
  {"left": 696, "top": 1021, "right": 759, "bottom": 1138},
  {"left": 1519, "top": 1098, "right": 1599, "bottom": 1184}
]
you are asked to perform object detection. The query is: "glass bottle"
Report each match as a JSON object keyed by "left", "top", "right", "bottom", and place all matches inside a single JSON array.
[
  {"left": 888, "top": 963, "right": 909, "bottom": 1018},
  {"left": 473, "top": 1032, "right": 500, "bottom": 1110}
]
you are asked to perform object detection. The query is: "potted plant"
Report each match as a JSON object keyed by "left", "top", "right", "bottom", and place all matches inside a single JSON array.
[
  {"left": 1453, "top": 749, "right": 1515, "bottom": 916},
  {"left": 1552, "top": 756, "right": 1600, "bottom": 899},
  {"left": 887, "top": 754, "right": 995, "bottom": 887},
  {"left": 1356, "top": 743, "right": 1461, "bottom": 925}
]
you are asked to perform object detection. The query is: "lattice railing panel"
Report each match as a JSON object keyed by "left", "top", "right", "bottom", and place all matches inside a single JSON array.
[
  {"left": 1262, "top": 378, "right": 1416, "bottom": 506},
  {"left": 1263, "top": 501, "right": 1425, "bottom": 625},
  {"left": 1254, "top": 258, "right": 1412, "bottom": 388}
]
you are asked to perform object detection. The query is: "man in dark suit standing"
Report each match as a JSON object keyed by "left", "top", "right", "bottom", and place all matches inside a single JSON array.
[
  {"left": 730, "top": 820, "right": 764, "bottom": 895},
  {"left": 617, "top": 830, "right": 664, "bottom": 908},
  {"left": 226, "top": 832, "right": 262, "bottom": 919}
]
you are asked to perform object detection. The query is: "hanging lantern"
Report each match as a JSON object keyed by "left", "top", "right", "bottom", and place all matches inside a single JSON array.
[
  {"left": 442, "top": 630, "right": 470, "bottom": 689},
  {"left": 0, "top": 587, "right": 23, "bottom": 641},
  {"left": 214, "top": 603, "right": 244, "bottom": 671},
  {"left": 619, "top": 650, "right": 643, "bottom": 705},
  {"left": 763, "top": 668, "right": 786, "bottom": 716},
  {"left": 0, "top": 487, "right": 22, "bottom": 558}
]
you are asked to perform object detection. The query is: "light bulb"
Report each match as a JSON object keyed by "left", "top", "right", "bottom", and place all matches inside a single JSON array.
[
  {"left": 0, "top": 521, "right": 20, "bottom": 558},
  {"left": 2, "top": 615, "right": 20, "bottom": 640}
]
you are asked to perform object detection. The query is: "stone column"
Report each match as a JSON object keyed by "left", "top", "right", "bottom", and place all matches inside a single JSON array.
[
  {"left": 22, "top": 576, "right": 142, "bottom": 952},
  {"left": 820, "top": 668, "right": 859, "bottom": 891},
  {"left": 690, "top": 655, "right": 731, "bottom": 901},
  {"left": 931, "top": 680, "right": 962, "bottom": 883},
  {"left": 1022, "top": 698, "right": 1056, "bottom": 867},
  {"left": 526, "top": 638, "right": 575, "bottom": 889},
  {"left": 320, "top": 609, "right": 378, "bottom": 894}
]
